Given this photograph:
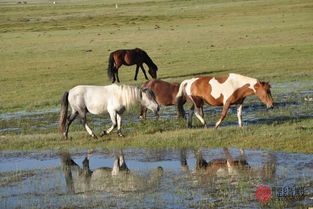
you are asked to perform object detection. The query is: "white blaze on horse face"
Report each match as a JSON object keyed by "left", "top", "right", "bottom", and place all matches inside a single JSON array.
[{"left": 209, "top": 73, "right": 257, "bottom": 104}]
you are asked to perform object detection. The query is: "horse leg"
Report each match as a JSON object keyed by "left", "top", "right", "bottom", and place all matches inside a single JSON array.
[
  {"left": 237, "top": 103, "right": 243, "bottom": 127},
  {"left": 116, "top": 113, "right": 123, "bottom": 137},
  {"left": 80, "top": 113, "right": 97, "bottom": 139},
  {"left": 139, "top": 105, "right": 147, "bottom": 119},
  {"left": 140, "top": 65, "right": 149, "bottom": 80},
  {"left": 188, "top": 105, "right": 194, "bottom": 128},
  {"left": 102, "top": 110, "right": 117, "bottom": 135},
  {"left": 236, "top": 98, "right": 245, "bottom": 127},
  {"left": 200, "top": 105, "right": 204, "bottom": 117},
  {"left": 194, "top": 105, "right": 207, "bottom": 128},
  {"left": 112, "top": 65, "right": 120, "bottom": 83},
  {"left": 134, "top": 65, "right": 140, "bottom": 81},
  {"left": 112, "top": 72, "right": 116, "bottom": 83},
  {"left": 115, "top": 68, "right": 120, "bottom": 83},
  {"left": 177, "top": 99, "right": 186, "bottom": 118},
  {"left": 215, "top": 101, "right": 231, "bottom": 128},
  {"left": 192, "top": 99, "right": 206, "bottom": 128},
  {"left": 189, "top": 97, "right": 206, "bottom": 128},
  {"left": 64, "top": 111, "right": 78, "bottom": 139}
]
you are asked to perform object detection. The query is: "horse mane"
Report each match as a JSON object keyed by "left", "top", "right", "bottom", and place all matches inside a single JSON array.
[
  {"left": 229, "top": 73, "right": 258, "bottom": 84},
  {"left": 114, "top": 84, "right": 141, "bottom": 109}
]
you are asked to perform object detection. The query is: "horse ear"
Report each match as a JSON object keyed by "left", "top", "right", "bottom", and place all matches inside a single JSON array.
[
  {"left": 141, "top": 87, "right": 156, "bottom": 99},
  {"left": 141, "top": 87, "right": 148, "bottom": 92},
  {"left": 254, "top": 81, "right": 261, "bottom": 89},
  {"left": 263, "top": 81, "right": 271, "bottom": 89},
  {"left": 140, "top": 87, "right": 149, "bottom": 98}
]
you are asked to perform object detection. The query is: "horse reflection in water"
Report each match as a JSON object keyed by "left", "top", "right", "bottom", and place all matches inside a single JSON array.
[
  {"left": 180, "top": 148, "right": 276, "bottom": 182},
  {"left": 61, "top": 151, "right": 163, "bottom": 194}
]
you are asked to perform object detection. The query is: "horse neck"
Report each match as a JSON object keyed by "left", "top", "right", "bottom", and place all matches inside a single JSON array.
[
  {"left": 119, "top": 85, "right": 141, "bottom": 108},
  {"left": 243, "top": 86, "right": 256, "bottom": 98},
  {"left": 143, "top": 55, "right": 154, "bottom": 67},
  {"left": 228, "top": 74, "right": 258, "bottom": 97}
]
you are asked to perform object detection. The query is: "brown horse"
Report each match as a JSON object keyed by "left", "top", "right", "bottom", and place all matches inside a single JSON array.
[
  {"left": 140, "top": 79, "right": 201, "bottom": 119},
  {"left": 176, "top": 73, "right": 273, "bottom": 128},
  {"left": 107, "top": 48, "right": 158, "bottom": 83}
]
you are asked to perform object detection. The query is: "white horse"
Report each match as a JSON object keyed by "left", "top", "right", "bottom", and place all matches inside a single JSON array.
[{"left": 59, "top": 84, "right": 159, "bottom": 139}]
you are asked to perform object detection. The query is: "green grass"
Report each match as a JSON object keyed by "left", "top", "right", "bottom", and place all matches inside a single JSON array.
[
  {"left": 1, "top": 0, "right": 313, "bottom": 151},
  {"left": 1, "top": 118, "right": 312, "bottom": 153},
  {"left": 1, "top": 0, "right": 313, "bottom": 112}
]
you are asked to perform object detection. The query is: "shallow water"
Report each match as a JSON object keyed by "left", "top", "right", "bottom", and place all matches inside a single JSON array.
[{"left": 0, "top": 148, "right": 312, "bottom": 208}]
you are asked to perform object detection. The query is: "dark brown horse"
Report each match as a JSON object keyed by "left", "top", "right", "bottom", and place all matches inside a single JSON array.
[
  {"left": 107, "top": 48, "right": 158, "bottom": 83},
  {"left": 176, "top": 73, "right": 273, "bottom": 128},
  {"left": 140, "top": 79, "right": 202, "bottom": 119}
]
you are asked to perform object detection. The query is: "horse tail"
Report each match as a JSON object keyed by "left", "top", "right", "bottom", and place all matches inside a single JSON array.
[
  {"left": 176, "top": 81, "right": 188, "bottom": 118},
  {"left": 107, "top": 52, "right": 115, "bottom": 80},
  {"left": 59, "top": 91, "right": 69, "bottom": 133}
]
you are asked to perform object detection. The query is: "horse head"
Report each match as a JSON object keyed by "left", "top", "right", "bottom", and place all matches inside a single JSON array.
[
  {"left": 255, "top": 81, "right": 273, "bottom": 109},
  {"left": 140, "top": 88, "right": 160, "bottom": 115},
  {"left": 148, "top": 63, "right": 158, "bottom": 79}
]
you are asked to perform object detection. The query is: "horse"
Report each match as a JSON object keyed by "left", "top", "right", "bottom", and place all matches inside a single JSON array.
[
  {"left": 107, "top": 48, "right": 158, "bottom": 83},
  {"left": 139, "top": 79, "right": 195, "bottom": 119},
  {"left": 59, "top": 84, "right": 159, "bottom": 139},
  {"left": 176, "top": 73, "right": 273, "bottom": 128}
]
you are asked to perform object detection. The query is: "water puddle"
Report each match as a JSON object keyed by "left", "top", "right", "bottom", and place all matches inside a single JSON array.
[{"left": 0, "top": 148, "right": 312, "bottom": 208}]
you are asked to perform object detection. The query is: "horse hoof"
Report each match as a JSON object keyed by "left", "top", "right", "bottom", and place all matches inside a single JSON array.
[
  {"left": 92, "top": 134, "right": 98, "bottom": 139},
  {"left": 100, "top": 131, "right": 107, "bottom": 137},
  {"left": 117, "top": 132, "right": 124, "bottom": 137}
]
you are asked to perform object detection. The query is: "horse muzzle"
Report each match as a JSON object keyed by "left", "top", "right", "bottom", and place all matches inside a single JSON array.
[
  {"left": 154, "top": 105, "right": 160, "bottom": 115},
  {"left": 150, "top": 70, "right": 157, "bottom": 79},
  {"left": 266, "top": 104, "right": 274, "bottom": 109}
]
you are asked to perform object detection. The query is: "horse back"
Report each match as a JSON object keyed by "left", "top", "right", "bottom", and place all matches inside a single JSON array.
[
  {"left": 190, "top": 76, "right": 224, "bottom": 106},
  {"left": 112, "top": 48, "right": 145, "bottom": 66},
  {"left": 68, "top": 85, "right": 111, "bottom": 114},
  {"left": 142, "top": 79, "right": 180, "bottom": 106},
  {"left": 191, "top": 74, "right": 255, "bottom": 106}
]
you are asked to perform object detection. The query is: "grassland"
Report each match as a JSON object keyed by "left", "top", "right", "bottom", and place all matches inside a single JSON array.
[
  {"left": 1, "top": 117, "right": 313, "bottom": 153},
  {"left": 1, "top": 0, "right": 313, "bottom": 151}
]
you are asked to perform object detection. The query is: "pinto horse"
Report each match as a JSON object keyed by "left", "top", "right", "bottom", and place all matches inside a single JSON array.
[
  {"left": 59, "top": 84, "right": 159, "bottom": 138},
  {"left": 107, "top": 48, "right": 158, "bottom": 83},
  {"left": 176, "top": 73, "right": 273, "bottom": 128},
  {"left": 140, "top": 79, "right": 203, "bottom": 119}
]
